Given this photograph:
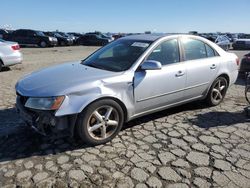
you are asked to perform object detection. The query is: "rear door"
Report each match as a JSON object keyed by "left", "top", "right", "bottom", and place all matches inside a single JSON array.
[{"left": 181, "top": 37, "right": 220, "bottom": 99}]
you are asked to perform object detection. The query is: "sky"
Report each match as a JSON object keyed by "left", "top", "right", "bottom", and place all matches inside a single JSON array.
[{"left": 1, "top": 0, "right": 249, "bottom": 33}]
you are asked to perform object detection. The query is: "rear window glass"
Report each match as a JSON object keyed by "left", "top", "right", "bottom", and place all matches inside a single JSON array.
[{"left": 182, "top": 38, "right": 207, "bottom": 61}]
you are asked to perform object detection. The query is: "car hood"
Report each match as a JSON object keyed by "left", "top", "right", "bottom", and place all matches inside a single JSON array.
[{"left": 16, "top": 61, "right": 122, "bottom": 97}]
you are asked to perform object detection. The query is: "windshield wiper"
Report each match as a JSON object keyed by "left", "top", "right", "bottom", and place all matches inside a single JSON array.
[{"left": 84, "top": 63, "right": 107, "bottom": 71}]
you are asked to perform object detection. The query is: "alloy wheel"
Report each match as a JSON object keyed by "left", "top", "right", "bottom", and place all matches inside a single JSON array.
[
  {"left": 211, "top": 78, "right": 227, "bottom": 104},
  {"left": 86, "top": 105, "right": 119, "bottom": 140}
]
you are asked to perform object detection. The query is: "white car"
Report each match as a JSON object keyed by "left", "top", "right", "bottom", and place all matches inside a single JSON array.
[
  {"left": 0, "top": 39, "right": 22, "bottom": 71},
  {"left": 215, "top": 35, "right": 231, "bottom": 51},
  {"left": 16, "top": 34, "right": 239, "bottom": 145}
]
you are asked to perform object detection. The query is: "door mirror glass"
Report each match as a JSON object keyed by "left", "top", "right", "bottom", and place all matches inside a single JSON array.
[{"left": 140, "top": 60, "right": 162, "bottom": 70}]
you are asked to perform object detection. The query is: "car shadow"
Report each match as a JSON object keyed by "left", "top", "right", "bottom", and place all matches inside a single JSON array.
[
  {"left": 0, "top": 100, "right": 248, "bottom": 163},
  {"left": 124, "top": 101, "right": 248, "bottom": 130},
  {"left": 0, "top": 67, "right": 11, "bottom": 72},
  {"left": 0, "top": 107, "right": 89, "bottom": 163}
]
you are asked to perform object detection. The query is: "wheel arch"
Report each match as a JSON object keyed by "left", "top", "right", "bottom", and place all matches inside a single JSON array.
[
  {"left": 82, "top": 96, "right": 128, "bottom": 122},
  {"left": 204, "top": 73, "right": 230, "bottom": 98},
  {"left": 218, "top": 73, "right": 230, "bottom": 86}
]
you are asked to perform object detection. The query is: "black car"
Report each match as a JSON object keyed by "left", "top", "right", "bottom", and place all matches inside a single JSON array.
[
  {"left": 233, "top": 39, "right": 250, "bottom": 50},
  {"left": 57, "top": 32, "right": 76, "bottom": 45},
  {"left": 45, "top": 32, "right": 73, "bottom": 46},
  {"left": 76, "top": 34, "right": 110, "bottom": 46},
  {"left": 5, "top": 29, "right": 57, "bottom": 47},
  {"left": 67, "top": 32, "right": 83, "bottom": 38},
  {"left": 239, "top": 53, "right": 250, "bottom": 73},
  {"left": 0, "top": 29, "right": 11, "bottom": 39}
]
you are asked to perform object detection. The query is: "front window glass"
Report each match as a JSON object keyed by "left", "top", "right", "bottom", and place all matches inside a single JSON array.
[
  {"left": 82, "top": 39, "right": 151, "bottom": 72},
  {"left": 55, "top": 33, "right": 63, "bottom": 37},
  {"left": 182, "top": 38, "right": 207, "bottom": 61},
  {"left": 36, "top": 31, "right": 46, "bottom": 36},
  {"left": 147, "top": 39, "right": 180, "bottom": 65}
]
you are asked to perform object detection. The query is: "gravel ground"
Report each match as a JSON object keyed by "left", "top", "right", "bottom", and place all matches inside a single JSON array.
[{"left": 0, "top": 47, "right": 250, "bottom": 187}]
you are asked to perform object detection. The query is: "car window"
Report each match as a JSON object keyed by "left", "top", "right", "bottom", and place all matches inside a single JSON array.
[
  {"left": 36, "top": 31, "right": 46, "bottom": 37},
  {"left": 182, "top": 38, "right": 207, "bottom": 61},
  {"left": 147, "top": 39, "right": 180, "bottom": 65},
  {"left": 205, "top": 44, "right": 215, "bottom": 57}
]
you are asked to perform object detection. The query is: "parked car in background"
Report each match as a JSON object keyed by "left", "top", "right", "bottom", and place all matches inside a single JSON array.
[
  {"left": 215, "top": 35, "right": 231, "bottom": 51},
  {"left": 226, "top": 33, "right": 238, "bottom": 42},
  {"left": 15, "top": 34, "right": 239, "bottom": 145},
  {"left": 205, "top": 35, "right": 230, "bottom": 51},
  {"left": 5, "top": 29, "right": 57, "bottom": 47},
  {"left": 67, "top": 32, "right": 84, "bottom": 38},
  {"left": 0, "top": 29, "right": 9, "bottom": 39},
  {"left": 232, "top": 39, "right": 250, "bottom": 50},
  {"left": 45, "top": 32, "right": 73, "bottom": 46},
  {"left": 239, "top": 52, "right": 250, "bottom": 73},
  {"left": 0, "top": 39, "right": 22, "bottom": 71},
  {"left": 86, "top": 32, "right": 114, "bottom": 42},
  {"left": 57, "top": 32, "right": 76, "bottom": 44},
  {"left": 76, "top": 34, "right": 110, "bottom": 46},
  {"left": 113, "top": 33, "right": 125, "bottom": 40}
]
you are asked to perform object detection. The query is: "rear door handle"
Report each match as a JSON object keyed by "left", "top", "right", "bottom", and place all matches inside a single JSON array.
[
  {"left": 175, "top": 71, "right": 185, "bottom": 77},
  {"left": 210, "top": 64, "right": 216, "bottom": 69}
]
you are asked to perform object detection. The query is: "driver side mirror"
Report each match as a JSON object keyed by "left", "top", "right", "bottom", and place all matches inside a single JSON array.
[{"left": 140, "top": 60, "right": 162, "bottom": 70}]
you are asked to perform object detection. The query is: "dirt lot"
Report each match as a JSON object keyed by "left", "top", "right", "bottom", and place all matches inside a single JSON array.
[{"left": 0, "top": 47, "right": 250, "bottom": 187}]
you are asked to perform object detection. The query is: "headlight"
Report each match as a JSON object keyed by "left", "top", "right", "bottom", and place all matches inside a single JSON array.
[
  {"left": 49, "top": 37, "right": 53, "bottom": 41},
  {"left": 25, "top": 96, "right": 65, "bottom": 110}
]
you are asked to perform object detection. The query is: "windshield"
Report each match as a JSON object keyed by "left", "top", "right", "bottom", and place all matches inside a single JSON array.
[
  {"left": 55, "top": 33, "right": 63, "bottom": 37},
  {"left": 36, "top": 31, "right": 46, "bottom": 36},
  {"left": 82, "top": 39, "right": 152, "bottom": 72}
]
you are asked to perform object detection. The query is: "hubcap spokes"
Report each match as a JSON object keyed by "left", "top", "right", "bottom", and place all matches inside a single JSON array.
[
  {"left": 212, "top": 79, "right": 226, "bottom": 102},
  {"left": 87, "top": 106, "right": 119, "bottom": 140}
]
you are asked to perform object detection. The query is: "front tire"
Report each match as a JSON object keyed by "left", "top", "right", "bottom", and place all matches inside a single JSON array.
[
  {"left": 206, "top": 77, "right": 228, "bottom": 106},
  {"left": 76, "top": 99, "right": 124, "bottom": 145}
]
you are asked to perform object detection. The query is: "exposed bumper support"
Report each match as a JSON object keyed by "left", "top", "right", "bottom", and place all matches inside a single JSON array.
[{"left": 16, "top": 96, "right": 77, "bottom": 137}]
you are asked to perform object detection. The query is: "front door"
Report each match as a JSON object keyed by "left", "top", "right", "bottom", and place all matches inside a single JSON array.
[{"left": 134, "top": 38, "right": 186, "bottom": 114}]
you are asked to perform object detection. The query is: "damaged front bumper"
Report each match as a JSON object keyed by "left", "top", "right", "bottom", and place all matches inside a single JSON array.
[{"left": 16, "top": 95, "right": 77, "bottom": 137}]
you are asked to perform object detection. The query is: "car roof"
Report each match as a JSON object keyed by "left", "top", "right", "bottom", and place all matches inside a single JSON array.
[{"left": 122, "top": 34, "right": 167, "bottom": 41}]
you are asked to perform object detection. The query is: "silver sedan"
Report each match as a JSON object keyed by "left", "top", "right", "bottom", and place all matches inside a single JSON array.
[
  {"left": 0, "top": 39, "right": 22, "bottom": 71},
  {"left": 16, "top": 34, "right": 239, "bottom": 145}
]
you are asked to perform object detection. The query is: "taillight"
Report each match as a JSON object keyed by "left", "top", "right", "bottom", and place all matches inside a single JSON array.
[
  {"left": 11, "top": 44, "right": 20, "bottom": 50},
  {"left": 236, "top": 58, "right": 240, "bottom": 66}
]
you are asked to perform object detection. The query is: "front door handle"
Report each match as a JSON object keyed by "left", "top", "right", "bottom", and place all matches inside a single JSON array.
[
  {"left": 210, "top": 64, "right": 217, "bottom": 69},
  {"left": 176, "top": 71, "right": 185, "bottom": 77}
]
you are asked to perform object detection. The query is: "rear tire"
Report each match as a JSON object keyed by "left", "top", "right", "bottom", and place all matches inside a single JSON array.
[
  {"left": 39, "top": 41, "right": 47, "bottom": 48},
  {"left": 206, "top": 77, "right": 228, "bottom": 106},
  {"left": 76, "top": 99, "right": 124, "bottom": 145}
]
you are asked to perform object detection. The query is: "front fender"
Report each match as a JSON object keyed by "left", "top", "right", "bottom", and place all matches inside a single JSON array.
[{"left": 55, "top": 76, "right": 134, "bottom": 118}]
